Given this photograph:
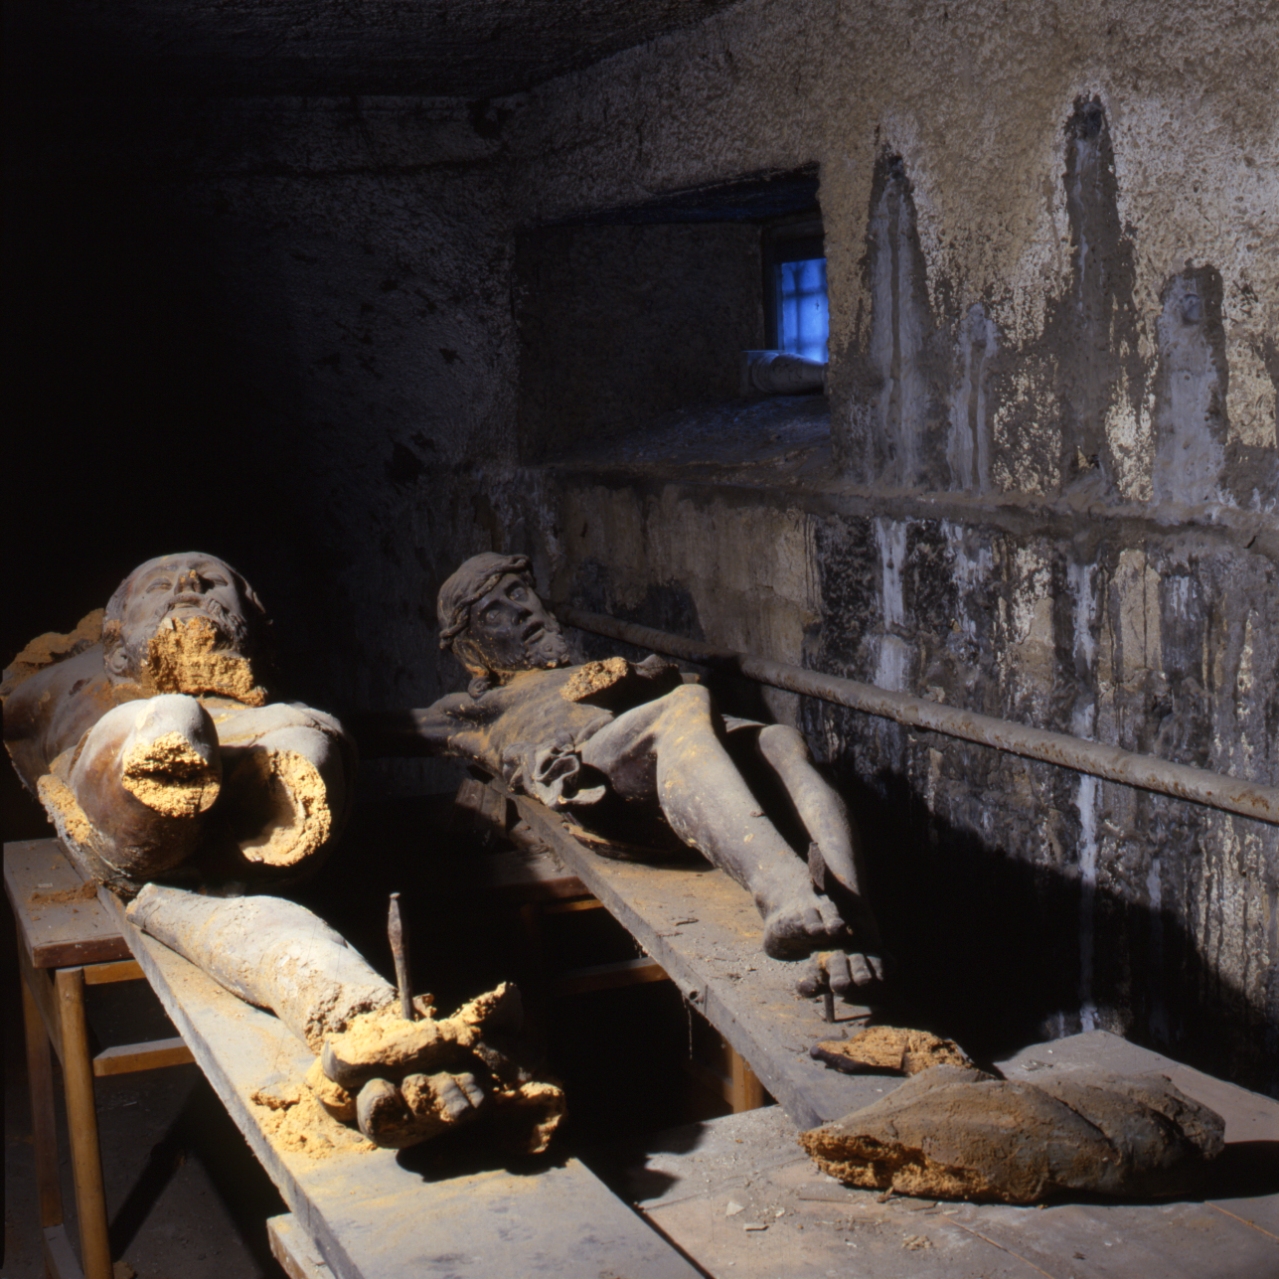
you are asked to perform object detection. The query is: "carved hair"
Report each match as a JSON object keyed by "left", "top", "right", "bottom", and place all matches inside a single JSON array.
[{"left": 436, "top": 552, "right": 533, "bottom": 652}]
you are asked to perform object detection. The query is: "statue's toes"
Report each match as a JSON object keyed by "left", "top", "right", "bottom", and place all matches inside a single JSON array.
[
  {"left": 762, "top": 890, "right": 855, "bottom": 959},
  {"left": 355, "top": 1078, "right": 415, "bottom": 1147}
]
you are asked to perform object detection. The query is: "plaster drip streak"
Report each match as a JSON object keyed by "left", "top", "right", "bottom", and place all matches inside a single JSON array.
[
  {"left": 1077, "top": 774, "right": 1100, "bottom": 1032},
  {"left": 560, "top": 608, "right": 1279, "bottom": 827}
]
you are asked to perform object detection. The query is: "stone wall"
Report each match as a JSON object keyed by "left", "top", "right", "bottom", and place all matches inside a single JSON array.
[{"left": 493, "top": 0, "right": 1278, "bottom": 1090}]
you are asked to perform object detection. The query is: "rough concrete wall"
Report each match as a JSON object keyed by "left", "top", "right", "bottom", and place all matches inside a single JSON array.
[
  {"left": 489, "top": 0, "right": 1279, "bottom": 1090},
  {"left": 505, "top": 0, "right": 1279, "bottom": 509},
  {"left": 516, "top": 222, "right": 764, "bottom": 459}
]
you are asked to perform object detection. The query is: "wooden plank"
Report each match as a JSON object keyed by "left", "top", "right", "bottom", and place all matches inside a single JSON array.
[
  {"left": 471, "top": 849, "right": 588, "bottom": 902},
  {"left": 18, "top": 939, "right": 64, "bottom": 1065},
  {"left": 623, "top": 1035, "right": 1279, "bottom": 1279},
  {"left": 4, "top": 839, "right": 131, "bottom": 969},
  {"left": 553, "top": 956, "right": 669, "bottom": 996},
  {"left": 23, "top": 976, "right": 64, "bottom": 1229},
  {"left": 541, "top": 897, "right": 604, "bottom": 914},
  {"left": 75, "top": 849, "right": 701, "bottom": 1279},
  {"left": 627, "top": 1106, "right": 1031, "bottom": 1278},
  {"left": 92, "top": 1036, "right": 194, "bottom": 1077},
  {"left": 728, "top": 1045, "right": 767, "bottom": 1113},
  {"left": 268, "top": 1213, "right": 333, "bottom": 1279},
  {"left": 511, "top": 792, "right": 883, "bottom": 1129},
  {"left": 83, "top": 958, "right": 144, "bottom": 986},
  {"left": 43, "top": 1223, "right": 86, "bottom": 1279},
  {"left": 55, "top": 965, "right": 113, "bottom": 1279}
]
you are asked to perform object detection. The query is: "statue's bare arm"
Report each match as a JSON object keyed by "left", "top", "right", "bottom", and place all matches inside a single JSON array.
[{"left": 27, "top": 687, "right": 352, "bottom": 888}]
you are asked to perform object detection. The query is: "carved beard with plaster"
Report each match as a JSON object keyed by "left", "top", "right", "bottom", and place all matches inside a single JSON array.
[
  {"left": 115, "top": 593, "right": 266, "bottom": 705},
  {"left": 518, "top": 619, "right": 572, "bottom": 671}
]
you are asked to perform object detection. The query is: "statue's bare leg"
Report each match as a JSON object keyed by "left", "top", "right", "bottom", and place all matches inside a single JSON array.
[
  {"left": 216, "top": 705, "right": 351, "bottom": 870},
  {"left": 754, "top": 725, "right": 885, "bottom": 990},
  {"left": 580, "top": 684, "right": 850, "bottom": 958},
  {"left": 128, "top": 885, "right": 563, "bottom": 1151}
]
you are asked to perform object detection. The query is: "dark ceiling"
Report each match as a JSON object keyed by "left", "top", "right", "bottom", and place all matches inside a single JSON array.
[{"left": 10, "top": 0, "right": 745, "bottom": 98}]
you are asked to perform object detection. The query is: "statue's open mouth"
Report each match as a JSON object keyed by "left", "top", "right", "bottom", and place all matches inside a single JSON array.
[{"left": 161, "top": 596, "right": 247, "bottom": 648}]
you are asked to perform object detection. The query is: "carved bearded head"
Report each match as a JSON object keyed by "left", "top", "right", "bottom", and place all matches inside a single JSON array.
[
  {"left": 437, "top": 552, "right": 571, "bottom": 678},
  {"left": 102, "top": 553, "right": 270, "bottom": 704}
]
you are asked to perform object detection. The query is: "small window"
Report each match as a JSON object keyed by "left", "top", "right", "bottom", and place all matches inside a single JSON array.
[
  {"left": 775, "top": 254, "right": 829, "bottom": 362},
  {"left": 765, "top": 222, "right": 828, "bottom": 362}
]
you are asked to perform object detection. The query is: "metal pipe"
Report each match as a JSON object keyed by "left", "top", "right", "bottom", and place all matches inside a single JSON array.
[{"left": 560, "top": 606, "right": 1279, "bottom": 828}]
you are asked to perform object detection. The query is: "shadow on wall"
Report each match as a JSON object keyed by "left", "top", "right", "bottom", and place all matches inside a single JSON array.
[{"left": 815, "top": 736, "right": 1278, "bottom": 1098}]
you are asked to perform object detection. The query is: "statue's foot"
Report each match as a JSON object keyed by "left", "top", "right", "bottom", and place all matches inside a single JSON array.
[
  {"left": 321, "top": 984, "right": 521, "bottom": 1091},
  {"left": 757, "top": 865, "right": 852, "bottom": 958}
]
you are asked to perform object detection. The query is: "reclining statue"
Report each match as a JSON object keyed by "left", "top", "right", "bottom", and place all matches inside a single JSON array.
[
  {"left": 388, "top": 552, "right": 884, "bottom": 993},
  {"left": 3, "top": 553, "right": 564, "bottom": 1152},
  {"left": 3, "top": 552, "right": 354, "bottom": 893}
]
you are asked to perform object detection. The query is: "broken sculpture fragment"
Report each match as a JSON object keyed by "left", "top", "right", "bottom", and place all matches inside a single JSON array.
[
  {"left": 800, "top": 1064, "right": 1224, "bottom": 1203},
  {"left": 3, "top": 553, "right": 353, "bottom": 894},
  {"left": 382, "top": 552, "right": 884, "bottom": 990},
  {"left": 5, "top": 553, "right": 561, "bottom": 1153},
  {"left": 810, "top": 1024, "right": 975, "bottom": 1076},
  {"left": 128, "top": 885, "right": 564, "bottom": 1152}
]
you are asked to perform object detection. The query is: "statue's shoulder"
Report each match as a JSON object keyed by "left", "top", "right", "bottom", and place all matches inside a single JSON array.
[{"left": 2, "top": 610, "right": 106, "bottom": 700}]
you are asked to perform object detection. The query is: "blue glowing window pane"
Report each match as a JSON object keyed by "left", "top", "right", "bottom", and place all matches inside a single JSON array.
[{"left": 775, "top": 257, "right": 829, "bottom": 362}]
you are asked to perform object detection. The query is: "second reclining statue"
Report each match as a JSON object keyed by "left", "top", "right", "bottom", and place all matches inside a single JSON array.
[{"left": 379, "top": 552, "right": 885, "bottom": 996}]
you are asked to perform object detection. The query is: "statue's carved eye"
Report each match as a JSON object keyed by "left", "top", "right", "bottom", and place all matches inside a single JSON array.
[
  {"left": 510, "top": 586, "right": 526, "bottom": 601},
  {"left": 485, "top": 605, "right": 503, "bottom": 622},
  {"left": 147, "top": 578, "right": 171, "bottom": 593}
]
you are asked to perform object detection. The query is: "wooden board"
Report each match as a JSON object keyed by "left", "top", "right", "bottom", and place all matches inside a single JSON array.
[
  {"left": 2, "top": 836, "right": 700, "bottom": 1279},
  {"left": 512, "top": 792, "right": 885, "bottom": 1129},
  {"left": 268, "top": 1213, "right": 333, "bottom": 1279},
  {"left": 4, "top": 839, "right": 132, "bottom": 969},
  {"left": 619, "top": 1031, "right": 1279, "bottom": 1279}
]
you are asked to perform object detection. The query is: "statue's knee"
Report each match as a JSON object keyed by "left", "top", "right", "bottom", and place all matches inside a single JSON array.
[
  {"left": 663, "top": 682, "right": 712, "bottom": 716},
  {"left": 759, "top": 723, "right": 807, "bottom": 760}
]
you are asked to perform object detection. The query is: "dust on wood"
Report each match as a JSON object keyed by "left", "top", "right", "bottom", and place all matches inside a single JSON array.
[
  {"left": 28, "top": 880, "right": 98, "bottom": 906},
  {"left": 249, "top": 1074, "right": 374, "bottom": 1160}
]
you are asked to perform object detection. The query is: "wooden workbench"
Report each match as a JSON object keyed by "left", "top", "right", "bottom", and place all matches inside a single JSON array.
[
  {"left": 7, "top": 838, "right": 701, "bottom": 1279},
  {"left": 620, "top": 1031, "right": 1279, "bottom": 1279},
  {"left": 512, "top": 790, "right": 888, "bottom": 1128}
]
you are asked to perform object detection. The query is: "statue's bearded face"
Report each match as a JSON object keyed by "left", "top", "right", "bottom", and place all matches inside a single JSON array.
[
  {"left": 114, "top": 555, "right": 253, "bottom": 676},
  {"left": 462, "top": 573, "right": 570, "bottom": 675}
]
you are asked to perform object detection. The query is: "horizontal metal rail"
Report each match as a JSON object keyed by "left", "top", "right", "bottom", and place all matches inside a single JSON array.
[{"left": 560, "top": 606, "right": 1279, "bottom": 828}]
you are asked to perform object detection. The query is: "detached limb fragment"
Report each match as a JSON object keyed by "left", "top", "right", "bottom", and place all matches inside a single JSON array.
[{"left": 128, "top": 886, "right": 564, "bottom": 1152}]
